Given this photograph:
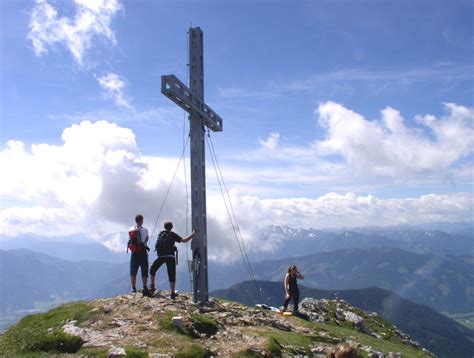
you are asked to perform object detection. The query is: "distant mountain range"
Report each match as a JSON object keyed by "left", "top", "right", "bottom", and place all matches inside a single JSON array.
[
  {"left": 1, "top": 222, "right": 472, "bottom": 332},
  {"left": 1, "top": 244, "right": 472, "bottom": 318},
  {"left": 210, "top": 246, "right": 474, "bottom": 314},
  {"left": 256, "top": 223, "right": 473, "bottom": 260},
  {"left": 211, "top": 280, "right": 474, "bottom": 358},
  {"left": 0, "top": 249, "right": 124, "bottom": 314},
  {"left": 2, "top": 222, "right": 472, "bottom": 264},
  {"left": 0, "top": 234, "right": 128, "bottom": 263},
  {"left": 2, "top": 247, "right": 472, "bottom": 357},
  {"left": 265, "top": 247, "right": 473, "bottom": 313},
  {"left": 0, "top": 249, "right": 187, "bottom": 317}
]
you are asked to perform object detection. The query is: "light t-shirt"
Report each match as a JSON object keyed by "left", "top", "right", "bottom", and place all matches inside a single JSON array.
[{"left": 129, "top": 226, "right": 149, "bottom": 245}]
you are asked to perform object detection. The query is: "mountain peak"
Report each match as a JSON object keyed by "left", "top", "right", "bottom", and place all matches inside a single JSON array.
[{"left": 0, "top": 292, "right": 433, "bottom": 357}]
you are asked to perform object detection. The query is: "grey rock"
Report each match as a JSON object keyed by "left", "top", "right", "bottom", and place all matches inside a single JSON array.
[
  {"left": 172, "top": 316, "right": 185, "bottom": 332},
  {"left": 107, "top": 346, "right": 126, "bottom": 358}
]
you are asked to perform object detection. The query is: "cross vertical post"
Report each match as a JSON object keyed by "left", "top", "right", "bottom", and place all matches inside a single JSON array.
[
  {"left": 161, "top": 27, "right": 223, "bottom": 303},
  {"left": 189, "top": 27, "right": 208, "bottom": 303}
]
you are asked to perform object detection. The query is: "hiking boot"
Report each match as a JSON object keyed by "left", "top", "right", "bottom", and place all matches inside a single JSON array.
[
  {"left": 149, "top": 286, "right": 155, "bottom": 295},
  {"left": 170, "top": 292, "right": 178, "bottom": 299},
  {"left": 132, "top": 287, "right": 137, "bottom": 293},
  {"left": 142, "top": 287, "right": 151, "bottom": 297}
]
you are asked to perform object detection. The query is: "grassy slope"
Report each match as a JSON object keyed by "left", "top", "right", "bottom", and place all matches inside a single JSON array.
[{"left": 0, "top": 296, "right": 432, "bottom": 358}]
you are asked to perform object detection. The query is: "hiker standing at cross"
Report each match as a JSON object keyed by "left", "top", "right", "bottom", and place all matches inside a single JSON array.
[{"left": 161, "top": 27, "right": 223, "bottom": 303}]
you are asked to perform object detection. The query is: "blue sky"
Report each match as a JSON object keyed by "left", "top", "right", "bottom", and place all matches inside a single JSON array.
[{"left": 0, "top": 0, "right": 473, "bottom": 255}]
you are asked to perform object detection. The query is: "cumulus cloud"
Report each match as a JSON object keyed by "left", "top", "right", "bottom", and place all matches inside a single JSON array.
[
  {"left": 1, "top": 120, "right": 472, "bottom": 261},
  {"left": 239, "top": 192, "right": 473, "bottom": 229},
  {"left": 0, "top": 120, "right": 240, "bottom": 261},
  {"left": 96, "top": 73, "right": 133, "bottom": 109},
  {"left": 0, "top": 120, "right": 161, "bottom": 238},
  {"left": 233, "top": 102, "right": 473, "bottom": 196},
  {"left": 28, "top": 0, "right": 121, "bottom": 66},
  {"left": 316, "top": 101, "right": 474, "bottom": 177}
]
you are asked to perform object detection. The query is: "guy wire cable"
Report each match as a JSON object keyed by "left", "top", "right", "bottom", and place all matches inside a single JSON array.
[
  {"left": 207, "top": 133, "right": 264, "bottom": 303},
  {"left": 150, "top": 134, "right": 190, "bottom": 241},
  {"left": 206, "top": 131, "right": 265, "bottom": 303},
  {"left": 206, "top": 131, "right": 254, "bottom": 277}
]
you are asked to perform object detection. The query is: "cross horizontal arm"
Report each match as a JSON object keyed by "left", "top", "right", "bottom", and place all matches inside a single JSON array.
[{"left": 161, "top": 75, "right": 223, "bottom": 132}]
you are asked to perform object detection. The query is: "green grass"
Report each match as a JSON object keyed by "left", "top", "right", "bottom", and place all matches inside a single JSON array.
[
  {"left": 125, "top": 346, "right": 148, "bottom": 358},
  {"left": 175, "top": 343, "right": 213, "bottom": 358},
  {"left": 233, "top": 348, "right": 264, "bottom": 357},
  {"left": 266, "top": 337, "right": 281, "bottom": 356},
  {"left": 157, "top": 310, "right": 188, "bottom": 335},
  {"left": 59, "top": 345, "right": 146, "bottom": 358},
  {"left": 260, "top": 331, "right": 312, "bottom": 355},
  {"left": 76, "top": 346, "right": 108, "bottom": 357},
  {"left": 0, "top": 301, "right": 97, "bottom": 356},
  {"left": 296, "top": 319, "right": 430, "bottom": 358}
]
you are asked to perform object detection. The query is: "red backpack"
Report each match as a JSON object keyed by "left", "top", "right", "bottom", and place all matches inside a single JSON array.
[{"left": 127, "top": 226, "right": 144, "bottom": 253}]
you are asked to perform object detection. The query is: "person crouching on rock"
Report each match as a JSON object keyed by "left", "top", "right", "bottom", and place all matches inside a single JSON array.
[
  {"left": 149, "top": 221, "right": 196, "bottom": 299},
  {"left": 281, "top": 265, "right": 304, "bottom": 314}
]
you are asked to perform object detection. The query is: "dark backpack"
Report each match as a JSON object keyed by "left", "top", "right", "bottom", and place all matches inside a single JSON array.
[{"left": 155, "top": 230, "right": 175, "bottom": 256}]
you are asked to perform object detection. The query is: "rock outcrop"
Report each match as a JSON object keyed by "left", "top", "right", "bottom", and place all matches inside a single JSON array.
[
  {"left": 57, "top": 291, "right": 432, "bottom": 357},
  {"left": 0, "top": 290, "right": 433, "bottom": 357}
]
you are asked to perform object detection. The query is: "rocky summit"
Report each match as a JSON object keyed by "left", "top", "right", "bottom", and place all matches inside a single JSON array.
[{"left": 0, "top": 291, "right": 433, "bottom": 357}]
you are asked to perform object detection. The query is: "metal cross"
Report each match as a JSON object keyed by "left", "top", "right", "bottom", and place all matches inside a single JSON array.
[{"left": 161, "top": 27, "right": 223, "bottom": 303}]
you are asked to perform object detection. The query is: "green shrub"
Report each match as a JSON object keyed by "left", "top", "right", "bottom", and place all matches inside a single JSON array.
[
  {"left": 191, "top": 314, "right": 218, "bottom": 336},
  {"left": 125, "top": 346, "right": 148, "bottom": 358},
  {"left": 25, "top": 328, "right": 83, "bottom": 353}
]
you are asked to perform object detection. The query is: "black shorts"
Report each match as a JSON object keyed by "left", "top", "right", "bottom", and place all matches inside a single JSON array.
[
  {"left": 150, "top": 256, "right": 176, "bottom": 283},
  {"left": 130, "top": 252, "right": 149, "bottom": 277}
]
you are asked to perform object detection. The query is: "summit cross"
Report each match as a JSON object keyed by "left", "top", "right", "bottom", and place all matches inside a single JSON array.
[{"left": 161, "top": 27, "right": 223, "bottom": 303}]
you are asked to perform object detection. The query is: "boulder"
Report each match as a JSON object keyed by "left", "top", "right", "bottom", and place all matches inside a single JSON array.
[{"left": 107, "top": 346, "right": 126, "bottom": 358}]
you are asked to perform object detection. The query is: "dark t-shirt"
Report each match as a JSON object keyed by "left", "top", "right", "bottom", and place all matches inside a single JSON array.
[
  {"left": 169, "top": 231, "right": 183, "bottom": 244},
  {"left": 289, "top": 274, "right": 298, "bottom": 292},
  {"left": 157, "top": 230, "right": 183, "bottom": 256}
]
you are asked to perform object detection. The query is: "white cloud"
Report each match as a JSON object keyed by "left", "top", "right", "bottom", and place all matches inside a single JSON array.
[
  {"left": 0, "top": 120, "right": 144, "bottom": 237},
  {"left": 229, "top": 102, "right": 473, "bottom": 195},
  {"left": 96, "top": 73, "right": 133, "bottom": 109},
  {"left": 1, "top": 120, "right": 472, "bottom": 261},
  {"left": 316, "top": 101, "right": 474, "bottom": 177},
  {"left": 258, "top": 132, "right": 280, "bottom": 150},
  {"left": 238, "top": 192, "right": 473, "bottom": 229},
  {"left": 0, "top": 120, "right": 201, "bottom": 254},
  {"left": 28, "top": 0, "right": 121, "bottom": 66}
]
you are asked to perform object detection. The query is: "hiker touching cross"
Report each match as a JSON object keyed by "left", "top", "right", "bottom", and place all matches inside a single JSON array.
[{"left": 149, "top": 221, "right": 196, "bottom": 299}]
